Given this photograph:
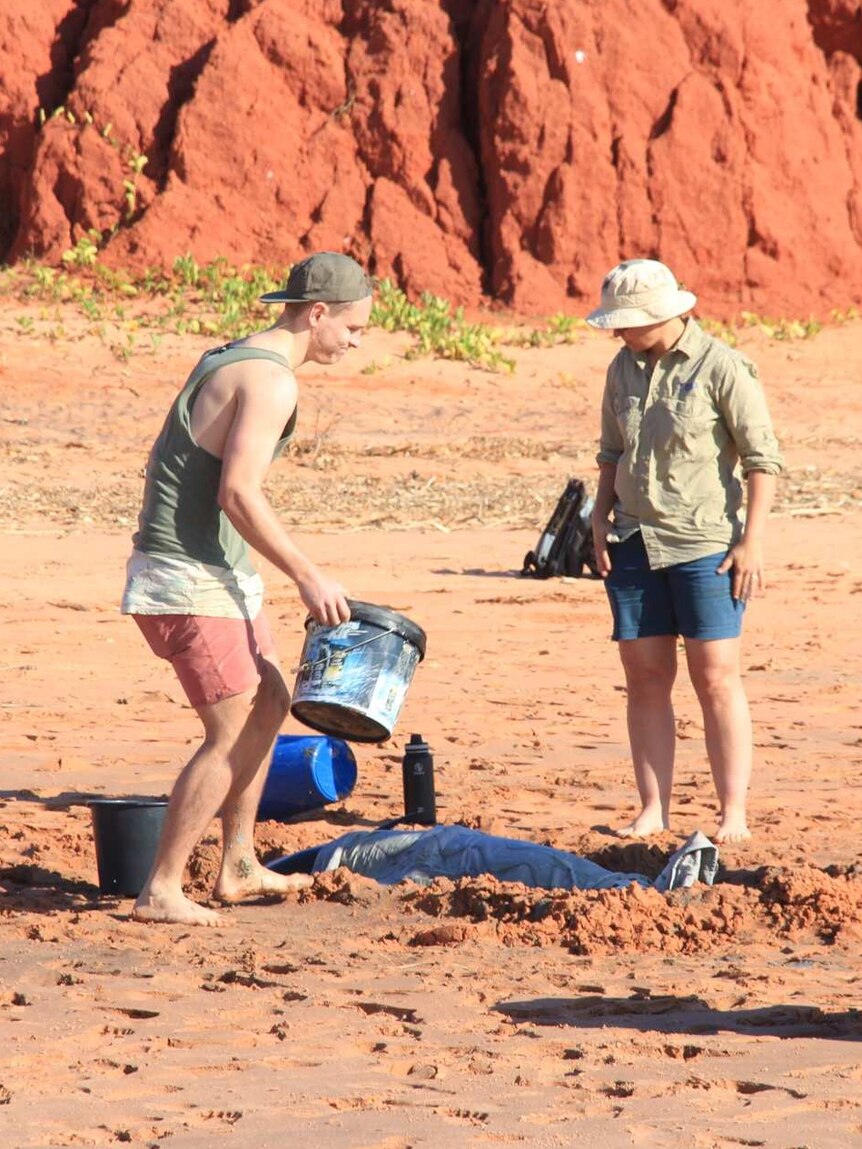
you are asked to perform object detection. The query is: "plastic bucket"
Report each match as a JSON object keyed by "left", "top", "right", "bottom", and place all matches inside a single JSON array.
[
  {"left": 290, "top": 600, "right": 427, "bottom": 743},
  {"left": 89, "top": 798, "right": 167, "bottom": 897},
  {"left": 257, "top": 734, "right": 358, "bottom": 821}
]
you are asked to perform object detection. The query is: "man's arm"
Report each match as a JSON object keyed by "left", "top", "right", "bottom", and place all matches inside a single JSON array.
[{"left": 217, "top": 366, "right": 350, "bottom": 626}]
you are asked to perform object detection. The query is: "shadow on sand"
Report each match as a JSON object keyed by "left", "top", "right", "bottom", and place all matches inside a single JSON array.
[{"left": 495, "top": 994, "right": 862, "bottom": 1040}]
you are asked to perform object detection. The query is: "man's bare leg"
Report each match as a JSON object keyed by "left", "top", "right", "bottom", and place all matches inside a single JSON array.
[
  {"left": 616, "top": 635, "right": 678, "bottom": 837},
  {"left": 133, "top": 665, "right": 291, "bottom": 925},
  {"left": 214, "top": 659, "right": 314, "bottom": 903},
  {"left": 685, "top": 636, "right": 752, "bottom": 843}
]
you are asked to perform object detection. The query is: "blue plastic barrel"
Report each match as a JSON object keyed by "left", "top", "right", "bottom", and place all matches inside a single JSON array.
[{"left": 257, "top": 734, "right": 357, "bottom": 821}]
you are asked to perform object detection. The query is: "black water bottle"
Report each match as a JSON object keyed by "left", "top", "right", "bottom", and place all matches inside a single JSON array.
[{"left": 402, "top": 733, "right": 436, "bottom": 825}]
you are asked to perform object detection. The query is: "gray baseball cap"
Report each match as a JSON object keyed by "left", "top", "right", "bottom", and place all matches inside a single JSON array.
[{"left": 260, "top": 252, "right": 373, "bottom": 304}]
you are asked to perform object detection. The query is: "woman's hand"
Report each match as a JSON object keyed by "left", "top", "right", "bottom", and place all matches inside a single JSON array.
[
  {"left": 592, "top": 516, "right": 615, "bottom": 578},
  {"left": 717, "top": 538, "right": 765, "bottom": 602}
]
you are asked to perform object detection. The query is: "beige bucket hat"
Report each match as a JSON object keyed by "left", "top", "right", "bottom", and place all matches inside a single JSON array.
[{"left": 586, "top": 259, "right": 697, "bottom": 329}]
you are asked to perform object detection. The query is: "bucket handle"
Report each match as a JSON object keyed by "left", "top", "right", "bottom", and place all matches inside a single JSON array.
[{"left": 295, "top": 625, "right": 397, "bottom": 674}]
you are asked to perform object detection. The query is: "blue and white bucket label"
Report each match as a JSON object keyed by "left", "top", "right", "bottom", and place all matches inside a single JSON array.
[{"left": 293, "top": 617, "right": 421, "bottom": 739}]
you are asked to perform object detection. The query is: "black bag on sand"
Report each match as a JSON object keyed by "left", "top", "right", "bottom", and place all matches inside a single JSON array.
[{"left": 522, "top": 478, "right": 599, "bottom": 579}]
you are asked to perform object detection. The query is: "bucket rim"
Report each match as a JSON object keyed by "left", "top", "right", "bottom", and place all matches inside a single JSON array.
[
  {"left": 87, "top": 798, "right": 169, "bottom": 808},
  {"left": 305, "top": 599, "right": 426, "bottom": 660}
]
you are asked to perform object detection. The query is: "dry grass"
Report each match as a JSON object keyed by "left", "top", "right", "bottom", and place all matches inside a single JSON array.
[{"left": 0, "top": 431, "right": 857, "bottom": 532}]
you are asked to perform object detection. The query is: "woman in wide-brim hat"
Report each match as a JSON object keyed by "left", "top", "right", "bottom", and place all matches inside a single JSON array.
[{"left": 586, "top": 259, "right": 783, "bottom": 845}]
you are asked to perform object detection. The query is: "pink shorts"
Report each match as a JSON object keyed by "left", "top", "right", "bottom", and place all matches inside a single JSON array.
[{"left": 132, "top": 612, "right": 277, "bottom": 709}]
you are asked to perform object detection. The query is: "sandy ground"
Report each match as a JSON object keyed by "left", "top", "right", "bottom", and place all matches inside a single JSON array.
[{"left": 0, "top": 298, "right": 861, "bottom": 1148}]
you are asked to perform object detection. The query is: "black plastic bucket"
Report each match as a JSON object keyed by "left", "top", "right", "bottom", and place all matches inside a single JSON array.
[
  {"left": 290, "top": 600, "right": 427, "bottom": 743},
  {"left": 89, "top": 798, "right": 168, "bottom": 897}
]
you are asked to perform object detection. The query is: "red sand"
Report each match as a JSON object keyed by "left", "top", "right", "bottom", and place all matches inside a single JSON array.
[{"left": 1, "top": 305, "right": 861, "bottom": 1146}]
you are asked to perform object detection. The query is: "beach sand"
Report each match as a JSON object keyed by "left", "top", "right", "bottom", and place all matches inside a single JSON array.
[{"left": 1, "top": 302, "right": 860, "bottom": 1147}]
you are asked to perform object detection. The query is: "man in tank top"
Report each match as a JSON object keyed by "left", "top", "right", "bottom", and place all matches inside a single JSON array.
[{"left": 120, "top": 252, "right": 373, "bottom": 926}]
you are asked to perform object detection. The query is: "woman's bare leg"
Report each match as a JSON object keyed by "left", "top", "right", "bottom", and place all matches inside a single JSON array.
[
  {"left": 616, "top": 635, "right": 678, "bottom": 837},
  {"left": 684, "top": 636, "right": 752, "bottom": 843}
]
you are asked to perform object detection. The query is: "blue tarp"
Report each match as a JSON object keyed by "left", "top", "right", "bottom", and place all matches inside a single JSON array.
[{"left": 270, "top": 825, "right": 719, "bottom": 893}]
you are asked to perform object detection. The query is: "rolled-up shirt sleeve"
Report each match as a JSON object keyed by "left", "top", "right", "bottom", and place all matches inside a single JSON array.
[
  {"left": 718, "top": 357, "right": 784, "bottom": 476},
  {"left": 596, "top": 373, "right": 624, "bottom": 466}
]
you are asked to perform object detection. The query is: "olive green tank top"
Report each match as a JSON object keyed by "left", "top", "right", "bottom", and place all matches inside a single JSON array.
[{"left": 132, "top": 345, "right": 297, "bottom": 572}]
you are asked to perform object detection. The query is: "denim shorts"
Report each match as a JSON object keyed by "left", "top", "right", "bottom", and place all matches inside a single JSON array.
[{"left": 605, "top": 533, "right": 745, "bottom": 641}]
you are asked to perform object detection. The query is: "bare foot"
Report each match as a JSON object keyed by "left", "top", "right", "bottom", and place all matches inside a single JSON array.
[
  {"left": 616, "top": 808, "right": 669, "bottom": 838},
  {"left": 214, "top": 862, "right": 314, "bottom": 905},
  {"left": 132, "top": 890, "right": 222, "bottom": 927},
  {"left": 715, "top": 814, "right": 751, "bottom": 844}
]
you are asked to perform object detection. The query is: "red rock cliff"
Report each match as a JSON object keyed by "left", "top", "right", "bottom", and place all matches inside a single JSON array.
[{"left": 2, "top": 0, "right": 861, "bottom": 317}]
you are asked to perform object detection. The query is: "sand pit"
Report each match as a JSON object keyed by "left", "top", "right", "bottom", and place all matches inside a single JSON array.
[{"left": 1, "top": 301, "right": 861, "bottom": 1147}]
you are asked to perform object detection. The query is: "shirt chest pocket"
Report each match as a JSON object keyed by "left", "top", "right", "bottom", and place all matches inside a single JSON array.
[
  {"left": 650, "top": 398, "right": 719, "bottom": 457},
  {"left": 614, "top": 395, "right": 643, "bottom": 448}
]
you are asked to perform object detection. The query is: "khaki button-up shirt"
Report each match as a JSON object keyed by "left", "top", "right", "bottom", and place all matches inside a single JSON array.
[{"left": 597, "top": 320, "right": 783, "bottom": 569}]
